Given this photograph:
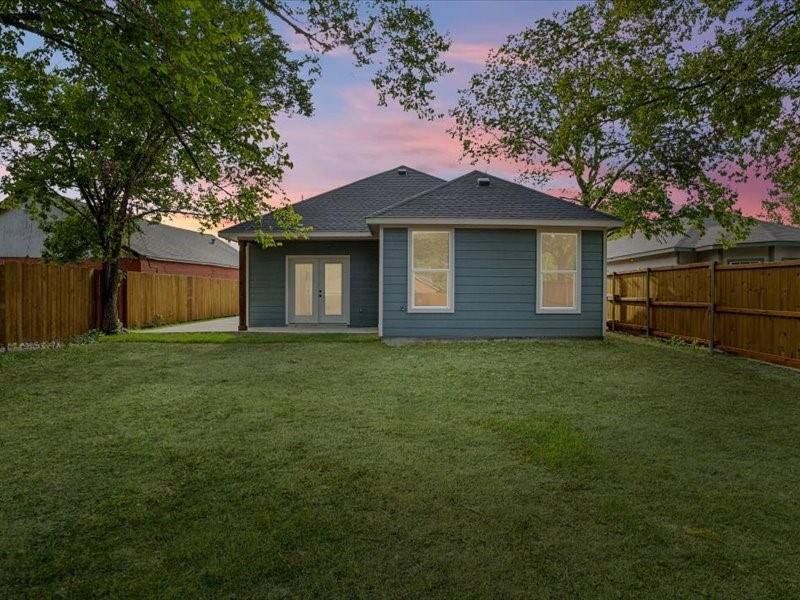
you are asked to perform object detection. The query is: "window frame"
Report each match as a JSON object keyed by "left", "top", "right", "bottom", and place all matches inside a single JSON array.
[
  {"left": 407, "top": 228, "right": 455, "bottom": 313},
  {"left": 536, "top": 229, "right": 582, "bottom": 314}
]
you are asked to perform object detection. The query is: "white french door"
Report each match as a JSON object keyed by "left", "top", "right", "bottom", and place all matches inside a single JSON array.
[{"left": 286, "top": 256, "right": 349, "bottom": 324}]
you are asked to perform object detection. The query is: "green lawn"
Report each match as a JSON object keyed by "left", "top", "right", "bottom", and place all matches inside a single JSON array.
[{"left": 1, "top": 334, "right": 799, "bottom": 598}]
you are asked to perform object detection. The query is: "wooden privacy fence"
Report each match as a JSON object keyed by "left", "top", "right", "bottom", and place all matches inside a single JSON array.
[
  {"left": 0, "top": 262, "right": 238, "bottom": 345},
  {"left": 0, "top": 262, "right": 96, "bottom": 346},
  {"left": 123, "top": 271, "right": 238, "bottom": 329},
  {"left": 608, "top": 260, "right": 800, "bottom": 368}
]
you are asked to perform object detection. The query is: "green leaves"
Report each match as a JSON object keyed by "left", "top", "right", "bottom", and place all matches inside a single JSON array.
[
  {"left": 0, "top": 0, "right": 450, "bottom": 256},
  {"left": 452, "top": 0, "right": 799, "bottom": 238}
]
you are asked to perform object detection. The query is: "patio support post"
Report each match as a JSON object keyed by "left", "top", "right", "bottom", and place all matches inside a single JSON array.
[{"left": 238, "top": 241, "right": 248, "bottom": 331}]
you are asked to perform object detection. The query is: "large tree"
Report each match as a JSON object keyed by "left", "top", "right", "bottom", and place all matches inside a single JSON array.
[
  {"left": 0, "top": 1, "right": 450, "bottom": 332},
  {"left": 609, "top": 0, "right": 800, "bottom": 226},
  {"left": 451, "top": 0, "right": 799, "bottom": 238}
]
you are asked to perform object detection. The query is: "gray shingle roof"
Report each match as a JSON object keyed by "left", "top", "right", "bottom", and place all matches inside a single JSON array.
[
  {"left": 219, "top": 166, "right": 445, "bottom": 239},
  {"left": 131, "top": 220, "right": 239, "bottom": 267},
  {"left": 607, "top": 231, "right": 694, "bottom": 259},
  {"left": 0, "top": 207, "right": 239, "bottom": 268},
  {"left": 608, "top": 218, "right": 800, "bottom": 259},
  {"left": 367, "top": 170, "right": 623, "bottom": 223}
]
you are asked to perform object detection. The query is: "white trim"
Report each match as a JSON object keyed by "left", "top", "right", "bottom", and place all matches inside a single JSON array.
[
  {"left": 407, "top": 228, "right": 455, "bottom": 313},
  {"left": 367, "top": 217, "right": 621, "bottom": 230},
  {"left": 244, "top": 242, "right": 250, "bottom": 329},
  {"left": 378, "top": 226, "right": 384, "bottom": 337},
  {"left": 536, "top": 229, "right": 582, "bottom": 314},
  {"left": 602, "top": 232, "right": 608, "bottom": 337},
  {"left": 285, "top": 255, "right": 350, "bottom": 325}
]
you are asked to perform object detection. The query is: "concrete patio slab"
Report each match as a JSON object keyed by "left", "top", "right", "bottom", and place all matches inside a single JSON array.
[
  {"left": 145, "top": 317, "right": 239, "bottom": 332},
  {"left": 143, "top": 317, "right": 377, "bottom": 334}
]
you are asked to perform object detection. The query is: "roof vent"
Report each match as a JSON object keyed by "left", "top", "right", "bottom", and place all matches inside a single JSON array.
[
  {"left": 477, "top": 177, "right": 491, "bottom": 186},
  {"left": 398, "top": 168, "right": 407, "bottom": 176}
]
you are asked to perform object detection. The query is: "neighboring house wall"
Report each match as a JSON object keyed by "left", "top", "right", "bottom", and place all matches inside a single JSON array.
[
  {"left": 135, "top": 258, "right": 238, "bottom": 279},
  {"left": 0, "top": 256, "right": 237, "bottom": 279},
  {"left": 0, "top": 257, "right": 139, "bottom": 270},
  {"left": 608, "top": 252, "right": 679, "bottom": 273},
  {"left": 608, "top": 245, "right": 800, "bottom": 271},
  {"left": 696, "top": 247, "right": 769, "bottom": 264},
  {"left": 248, "top": 240, "right": 379, "bottom": 327},
  {"left": 381, "top": 228, "right": 604, "bottom": 338},
  {"left": 696, "top": 245, "right": 800, "bottom": 264},
  {"left": 777, "top": 246, "right": 800, "bottom": 260}
]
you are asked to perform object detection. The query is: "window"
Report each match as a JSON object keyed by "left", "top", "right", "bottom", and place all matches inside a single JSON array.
[
  {"left": 537, "top": 231, "right": 580, "bottom": 313},
  {"left": 727, "top": 257, "right": 764, "bottom": 265},
  {"left": 408, "top": 229, "right": 454, "bottom": 312}
]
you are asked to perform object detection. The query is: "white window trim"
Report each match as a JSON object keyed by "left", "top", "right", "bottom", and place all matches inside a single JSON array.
[
  {"left": 407, "top": 228, "right": 455, "bottom": 313},
  {"left": 536, "top": 229, "right": 582, "bottom": 314}
]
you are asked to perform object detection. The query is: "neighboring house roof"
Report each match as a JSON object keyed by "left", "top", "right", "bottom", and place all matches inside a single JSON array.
[
  {"left": 367, "top": 171, "right": 622, "bottom": 226},
  {"left": 0, "top": 207, "right": 239, "bottom": 268},
  {"left": 130, "top": 220, "right": 239, "bottom": 267},
  {"left": 219, "top": 166, "right": 445, "bottom": 239},
  {"left": 608, "top": 218, "right": 800, "bottom": 260}
]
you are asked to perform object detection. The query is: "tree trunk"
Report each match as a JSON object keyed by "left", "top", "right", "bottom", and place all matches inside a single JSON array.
[{"left": 99, "top": 259, "right": 123, "bottom": 334}]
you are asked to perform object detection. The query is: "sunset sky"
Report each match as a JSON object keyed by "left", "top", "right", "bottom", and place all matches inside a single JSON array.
[{"left": 161, "top": 0, "right": 770, "bottom": 235}]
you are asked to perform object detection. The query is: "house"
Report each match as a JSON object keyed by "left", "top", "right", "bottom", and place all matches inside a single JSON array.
[
  {"left": 220, "top": 166, "right": 622, "bottom": 338},
  {"left": 0, "top": 207, "right": 239, "bottom": 279},
  {"left": 608, "top": 218, "right": 800, "bottom": 273}
]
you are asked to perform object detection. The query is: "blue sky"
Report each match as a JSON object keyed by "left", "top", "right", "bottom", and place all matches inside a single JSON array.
[
  {"left": 5, "top": 1, "right": 769, "bottom": 233},
  {"left": 237, "top": 0, "right": 766, "bottom": 237},
  {"left": 263, "top": 1, "right": 586, "bottom": 206}
]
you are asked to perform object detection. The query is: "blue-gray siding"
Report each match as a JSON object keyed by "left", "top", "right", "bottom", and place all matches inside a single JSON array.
[
  {"left": 248, "top": 240, "right": 378, "bottom": 327},
  {"left": 381, "top": 228, "right": 604, "bottom": 337}
]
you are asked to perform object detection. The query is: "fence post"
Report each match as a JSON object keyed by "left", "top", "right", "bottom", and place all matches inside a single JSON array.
[
  {"left": 645, "top": 267, "right": 652, "bottom": 337},
  {"left": 611, "top": 272, "right": 617, "bottom": 331},
  {"left": 708, "top": 261, "right": 716, "bottom": 351}
]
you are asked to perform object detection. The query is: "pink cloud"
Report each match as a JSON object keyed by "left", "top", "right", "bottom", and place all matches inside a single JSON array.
[
  {"left": 162, "top": 87, "right": 776, "bottom": 234},
  {"left": 272, "top": 84, "right": 533, "bottom": 203},
  {"left": 447, "top": 41, "right": 495, "bottom": 65}
]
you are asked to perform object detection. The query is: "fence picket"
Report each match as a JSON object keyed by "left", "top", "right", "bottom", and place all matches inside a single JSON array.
[
  {"left": 0, "top": 262, "right": 238, "bottom": 344},
  {"left": 608, "top": 259, "right": 800, "bottom": 368}
]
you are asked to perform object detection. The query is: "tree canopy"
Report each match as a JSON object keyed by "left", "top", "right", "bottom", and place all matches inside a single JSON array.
[
  {"left": 0, "top": 0, "right": 451, "bottom": 331},
  {"left": 451, "top": 0, "right": 799, "bottom": 238}
]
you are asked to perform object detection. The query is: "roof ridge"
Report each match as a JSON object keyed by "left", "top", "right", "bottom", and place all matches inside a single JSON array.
[
  {"left": 288, "top": 165, "right": 444, "bottom": 210},
  {"left": 470, "top": 170, "right": 620, "bottom": 214},
  {"left": 369, "top": 169, "right": 620, "bottom": 221},
  {"left": 367, "top": 171, "right": 476, "bottom": 218}
]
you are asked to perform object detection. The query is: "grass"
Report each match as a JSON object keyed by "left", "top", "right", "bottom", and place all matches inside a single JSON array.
[{"left": 1, "top": 333, "right": 799, "bottom": 598}]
